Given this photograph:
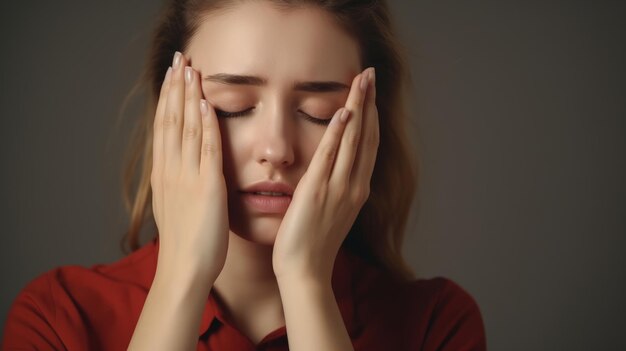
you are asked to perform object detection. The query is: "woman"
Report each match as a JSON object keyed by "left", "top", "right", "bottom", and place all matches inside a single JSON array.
[{"left": 2, "top": 0, "right": 486, "bottom": 350}]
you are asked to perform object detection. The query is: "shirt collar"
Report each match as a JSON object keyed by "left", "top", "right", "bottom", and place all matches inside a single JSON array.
[
  {"left": 146, "top": 237, "right": 358, "bottom": 339},
  {"left": 196, "top": 245, "right": 358, "bottom": 338}
]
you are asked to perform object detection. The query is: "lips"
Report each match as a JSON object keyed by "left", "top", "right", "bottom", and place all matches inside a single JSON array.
[
  {"left": 240, "top": 181, "right": 295, "bottom": 196},
  {"left": 239, "top": 181, "right": 295, "bottom": 214}
]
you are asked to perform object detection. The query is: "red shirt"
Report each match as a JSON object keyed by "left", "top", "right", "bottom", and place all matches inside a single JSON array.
[{"left": 2, "top": 237, "right": 486, "bottom": 350}]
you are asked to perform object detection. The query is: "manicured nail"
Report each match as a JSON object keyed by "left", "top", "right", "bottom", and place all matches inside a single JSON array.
[
  {"left": 340, "top": 108, "right": 351, "bottom": 123},
  {"left": 330, "top": 108, "right": 347, "bottom": 126},
  {"left": 172, "top": 51, "right": 181, "bottom": 70},
  {"left": 371, "top": 67, "right": 376, "bottom": 85},
  {"left": 360, "top": 69, "right": 370, "bottom": 91},
  {"left": 200, "top": 99, "right": 208, "bottom": 115},
  {"left": 185, "top": 66, "right": 193, "bottom": 85}
]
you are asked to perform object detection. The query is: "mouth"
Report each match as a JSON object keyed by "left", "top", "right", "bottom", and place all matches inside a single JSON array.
[
  {"left": 239, "top": 180, "right": 295, "bottom": 214},
  {"left": 239, "top": 191, "right": 292, "bottom": 214},
  {"left": 246, "top": 191, "right": 292, "bottom": 196}
]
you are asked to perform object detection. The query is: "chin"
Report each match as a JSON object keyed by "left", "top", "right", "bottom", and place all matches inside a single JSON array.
[{"left": 229, "top": 216, "right": 282, "bottom": 246}]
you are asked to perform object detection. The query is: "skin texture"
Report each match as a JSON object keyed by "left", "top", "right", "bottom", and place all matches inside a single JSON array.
[
  {"left": 190, "top": 3, "right": 361, "bottom": 245},
  {"left": 128, "top": 2, "right": 379, "bottom": 350}
]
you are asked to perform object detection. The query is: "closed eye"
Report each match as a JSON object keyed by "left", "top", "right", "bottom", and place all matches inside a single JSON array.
[
  {"left": 299, "top": 111, "right": 331, "bottom": 126},
  {"left": 215, "top": 107, "right": 254, "bottom": 118},
  {"left": 215, "top": 108, "right": 332, "bottom": 126}
]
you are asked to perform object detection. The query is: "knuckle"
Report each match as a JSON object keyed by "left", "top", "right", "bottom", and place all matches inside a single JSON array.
[
  {"left": 163, "top": 111, "right": 179, "bottom": 128},
  {"left": 184, "top": 88, "right": 197, "bottom": 102},
  {"left": 333, "top": 181, "right": 348, "bottom": 199},
  {"left": 311, "top": 183, "right": 328, "bottom": 203},
  {"left": 183, "top": 125, "right": 200, "bottom": 140},
  {"left": 203, "top": 123, "right": 214, "bottom": 133},
  {"left": 150, "top": 174, "right": 161, "bottom": 193},
  {"left": 153, "top": 116, "right": 161, "bottom": 131},
  {"left": 320, "top": 144, "right": 337, "bottom": 163},
  {"left": 364, "top": 184, "right": 371, "bottom": 198},
  {"left": 202, "top": 140, "right": 221, "bottom": 156},
  {"left": 372, "top": 107, "right": 379, "bottom": 118},
  {"left": 352, "top": 185, "right": 370, "bottom": 204},
  {"left": 150, "top": 171, "right": 160, "bottom": 185}
]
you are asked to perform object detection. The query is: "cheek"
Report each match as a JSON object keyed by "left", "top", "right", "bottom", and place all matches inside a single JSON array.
[
  {"left": 298, "top": 125, "right": 326, "bottom": 166},
  {"left": 216, "top": 119, "right": 243, "bottom": 187}
]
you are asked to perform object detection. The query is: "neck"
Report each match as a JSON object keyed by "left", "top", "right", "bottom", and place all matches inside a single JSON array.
[{"left": 211, "top": 231, "right": 285, "bottom": 324}]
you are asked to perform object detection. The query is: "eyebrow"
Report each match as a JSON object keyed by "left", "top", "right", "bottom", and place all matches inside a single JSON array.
[{"left": 203, "top": 73, "right": 350, "bottom": 92}]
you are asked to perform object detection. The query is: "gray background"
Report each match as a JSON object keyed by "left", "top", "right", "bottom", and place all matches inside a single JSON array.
[{"left": 1, "top": 1, "right": 624, "bottom": 350}]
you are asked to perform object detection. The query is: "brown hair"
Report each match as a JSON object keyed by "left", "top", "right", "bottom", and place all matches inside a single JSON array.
[{"left": 118, "top": 0, "right": 419, "bottom": 282}]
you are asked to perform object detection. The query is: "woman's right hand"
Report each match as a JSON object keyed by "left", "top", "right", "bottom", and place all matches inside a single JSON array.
[{"left": 151, "top": 51, "right": 229, "bottom": 283}]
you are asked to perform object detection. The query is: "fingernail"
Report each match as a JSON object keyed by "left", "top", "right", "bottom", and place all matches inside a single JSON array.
[
  {"left": 359, "top": 69, "right": 370, "bottom": 91},
  {"left": 200, "top": 99, "right": 208, "bottom": 116},
  {"left": 172, "top": 51, "right": 181, "bottom": 70},
  {"left": 340, "top": 108, "right": 351, "bottom": 123},
  {"left": 164, "top": 66, "right": 172, "bottom": 81},
  {"left": 371, "top": 67, "right": 376, "bottom": 85},
  {"left": 185, "top": 66, "right": 193, "bottom": 85},
  {"left": 330, "top": 108, "right": 347, "bottom": 126}
]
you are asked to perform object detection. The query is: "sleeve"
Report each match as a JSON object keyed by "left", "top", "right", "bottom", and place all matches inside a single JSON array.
[
  {"left": 2, "top": 272, "right": 66, "bottom": 351},
  {"left": 422, "top": 278, "right": 487, "bottom": 351}
]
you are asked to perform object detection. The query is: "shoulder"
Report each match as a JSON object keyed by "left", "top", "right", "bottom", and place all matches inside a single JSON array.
[
  {"left": 344, "top": 251, "right": 486, "bottom": 351},
  {"left": 17, "top": 237, "right": 157, "bottom": 307},
  {"left": 1, "top": 238, "right": 159, "bottom": 350},
  {"left": 356, "top": 274, "right": 483, "bottom": 321},
  {"left": 406, "top": 277, "right": 482, "bottom": 319},
  {"left": 404, "top": 277, "right": 487, "bottom": 350}
]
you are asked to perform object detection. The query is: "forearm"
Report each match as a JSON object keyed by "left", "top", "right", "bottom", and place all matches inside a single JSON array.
[
  {"left": 278, "top": 278, "right": 354, "bottom": 351},
  {"left": 128, "top": 267, "right": 213, "bottom": 351}
]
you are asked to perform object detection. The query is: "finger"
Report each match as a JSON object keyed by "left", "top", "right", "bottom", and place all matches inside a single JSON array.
[
  {"left": 351, "top": 67, "right": 379, "bottom": 198},
  {"left": 305, "top": 107, "right": 350, "bottom": 185},
  {"left": 330, "top": 67, "right": 371, "bottom": 183},
  {"left": 152, "top": 66, "right": 172, "bottom": 224},
  {"left": 181, "top": 66, "right": 203, "bottom": 176},
  {"left": 152, "top": 66, "right": 173, "bottom": 177},
  {"left": 163, "top": 51, "right": 186, "bottom": 180},
  {"left": 199, "top": 100, "right": 224, "bottom": 178}
]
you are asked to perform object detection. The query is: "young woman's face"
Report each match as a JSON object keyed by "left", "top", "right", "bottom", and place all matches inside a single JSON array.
[{"left": 186, "top": 1, "right": 361, "bottom": 245}]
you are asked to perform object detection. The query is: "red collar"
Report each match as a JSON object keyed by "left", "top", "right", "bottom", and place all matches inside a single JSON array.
[{"left": 145, "top": 237, "right": 358, "bottom": 340}]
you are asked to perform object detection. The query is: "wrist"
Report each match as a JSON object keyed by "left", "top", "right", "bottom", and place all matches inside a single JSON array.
[
  {"left": 274, "top": 258, "right": 334, "bottom": 287},
  {"left": 276, "top": 272, "right": 332, "bottom": 294},
  {"left": 153, "top": 262, "right": 216, "bottom": 296},
  {"left": 156, "top": 247, "right": 222, "bottom": 284}
]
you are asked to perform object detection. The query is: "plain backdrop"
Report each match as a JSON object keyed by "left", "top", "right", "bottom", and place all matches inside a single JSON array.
[{"left": 1, "top": 1, "right": 625, "bottom": 350}]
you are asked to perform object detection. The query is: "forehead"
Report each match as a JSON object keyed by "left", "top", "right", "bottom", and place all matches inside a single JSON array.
[{"left": 186, "top": 1, "right": 362, "bottom": 81}]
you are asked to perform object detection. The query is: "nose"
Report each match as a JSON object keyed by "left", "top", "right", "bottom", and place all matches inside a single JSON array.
[{"left": 253, "top": 106, "right": 295, "bottom": 168}]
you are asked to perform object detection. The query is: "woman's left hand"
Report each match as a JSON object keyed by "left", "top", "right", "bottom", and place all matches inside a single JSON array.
[{"left": 272, "top": 67, "right": 378, "bottom": 284}]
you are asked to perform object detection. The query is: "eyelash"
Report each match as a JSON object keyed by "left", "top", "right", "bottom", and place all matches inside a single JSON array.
[{"left": 215, "top": 108, "right": 331, "bottom": 126}]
